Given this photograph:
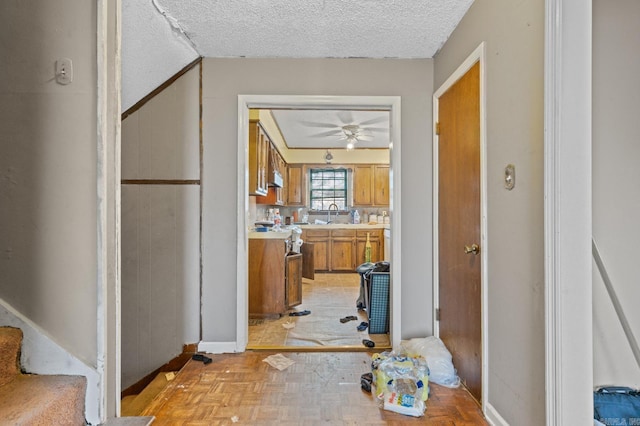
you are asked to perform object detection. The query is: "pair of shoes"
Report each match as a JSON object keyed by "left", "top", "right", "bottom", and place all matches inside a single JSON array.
[
  {"left": 360, "top": 372, "right": 373, "bottom": 393},
  {"left": 192, "top": 353, "right": 212, "bottom": 364},
  {"left": 362, "top": 339, "right": 375, "bottom": 348},
  {"left": 289, "top": 310, "right": 311, "bottom": 316},
  {"left": 340, "top": 315, "right": 358, "bottom": 323},
  {"left": 357, "top": 321, "right": 369, "bottom": 331}
]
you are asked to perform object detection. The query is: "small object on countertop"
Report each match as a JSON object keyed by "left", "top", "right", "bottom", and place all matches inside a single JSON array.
[
  {"left": 289, "top": 310, "right": 311, "bottom": 316},
  {"left": 255, "top": 226, "right": 268, "bottom": 232},
  {"left": 340, "top": 315, "right": 358, "bottom": 323},
  {"left": 357, "top": 321, "right": 369, "bottom": 331},
  {"left": 362, "top": 339, "right": 375, "bottom": 348}
]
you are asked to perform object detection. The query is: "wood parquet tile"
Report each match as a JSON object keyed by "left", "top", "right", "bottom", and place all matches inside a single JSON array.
[{"left": 141, "top": 351, "right": 488, "bottom": 425}]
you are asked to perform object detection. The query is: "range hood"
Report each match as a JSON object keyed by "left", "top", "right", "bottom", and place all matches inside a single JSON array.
[{"left": 269, "top": 170, "right": 283, "bottom": 188}]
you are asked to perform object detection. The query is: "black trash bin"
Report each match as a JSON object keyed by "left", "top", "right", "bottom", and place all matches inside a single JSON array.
[{"left": 356, "top": 262, "right": 375, "bottom": 310}]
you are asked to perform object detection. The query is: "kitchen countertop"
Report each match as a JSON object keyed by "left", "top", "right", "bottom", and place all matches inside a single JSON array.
[
  {"left": 248, "top": 229, "right": 292, "bottom": 239},
  {"left": 298, "top": 223, "right": 389, "bottom": 230}
]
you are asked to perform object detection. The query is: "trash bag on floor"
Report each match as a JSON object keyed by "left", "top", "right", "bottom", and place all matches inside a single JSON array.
[
  {"left": 400, "top": 336, "right": 461, "bottom": 388},
  {"left": 371, "top": 351, "right": 429, "bottom": 417}
]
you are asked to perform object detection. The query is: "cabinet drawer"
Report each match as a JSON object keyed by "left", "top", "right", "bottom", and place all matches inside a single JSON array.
[
  {"left": 357, "top": 229, "right": 382, "bottom": 239},
  {"left": 331, "top": 229, "right": 356, "bottom": 238},
  {"left": 305, "top": 229, "right": 330, "bottom": 238}
]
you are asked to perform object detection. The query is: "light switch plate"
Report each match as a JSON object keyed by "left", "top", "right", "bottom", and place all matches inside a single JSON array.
[
  {"left": 505, "top": 164, "right": 515, "bottom": 190},
  {"left": 55, "top": 58, "right": 73, "bottom": 85}
]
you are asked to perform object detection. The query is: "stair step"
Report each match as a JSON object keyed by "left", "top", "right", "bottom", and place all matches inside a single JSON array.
[
  {"left": 0, "top": 327, "right": 22, "bottom": 386},
  {"left": 121, "top": 372, "right": 175, "bottom": 417},
  {"left": 0, "top": 373, "right": 86, "bottom": 424}
]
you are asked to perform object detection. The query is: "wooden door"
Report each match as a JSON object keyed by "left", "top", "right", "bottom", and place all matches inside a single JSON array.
[{"left": 438, "top": 61, "right": 482, "bottom": 402}]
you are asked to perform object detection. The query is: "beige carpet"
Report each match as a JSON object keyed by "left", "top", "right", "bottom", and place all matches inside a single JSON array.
[{"left": 0, "top": 326, "right": 86, "bottom": 425}]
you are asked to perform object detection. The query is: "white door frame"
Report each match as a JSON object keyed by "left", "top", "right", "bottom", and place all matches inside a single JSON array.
[
  {"left": 544, "top": 0, "right": 593, "bottom": 424},
  {"left": 236, "top": 95, "right": 402, "bottom": 351},
  {"left": 432, "top": 43, "right": 488, "bottom": 413}
]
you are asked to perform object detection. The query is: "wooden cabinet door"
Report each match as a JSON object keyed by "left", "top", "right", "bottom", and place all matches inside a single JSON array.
[
  {"left": 330, "top": 230, "right": 356, "bottom": 271},
  {"left": 331, "top": 238, "right": 355, "bottom": 271},
  {"left": 301, "top": 242, "right": 315, "bottom": 280},
  {"left": 248, "top": 120, "right": 268, "bottom": 196},
  {"left": 285, "top": 253, "right": 302, "bottom": 308},
  {"left": 302, "top": 229, "right": 329, "bottom": 271},
  {"left": 353, "top": 165, "right": 373, "bottom": 205},
  {"left": 373, "top": 165, "right": 390, "bottom": 206},
  {"left": 356, "top": 230, "right": 382, "bottom": 264},
  {"left": 287, "top": 164, "right": 304, "bottom": 206}
]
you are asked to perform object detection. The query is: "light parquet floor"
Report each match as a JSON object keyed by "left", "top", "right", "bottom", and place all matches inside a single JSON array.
[
  {"left": 141, "top": 351, "right": 488, "bottom": 425},
  {"left": 248, "top": 273, "right": 391, "bottom": 350}
]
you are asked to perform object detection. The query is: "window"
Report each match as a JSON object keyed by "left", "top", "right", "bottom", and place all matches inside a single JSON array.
[{"left": 309, "top": 168, "right": 348, "bottom": 210}]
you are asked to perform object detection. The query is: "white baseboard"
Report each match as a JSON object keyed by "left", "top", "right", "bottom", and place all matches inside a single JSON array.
[
  {"left": 198, "top": 341, "right": 240, "bottom": 354},
  {"left": 0, "top": 298, "right": 101, "bottom": 425},
  {"left": 485, "top": 402, "right": 509, "bottom": 426}
]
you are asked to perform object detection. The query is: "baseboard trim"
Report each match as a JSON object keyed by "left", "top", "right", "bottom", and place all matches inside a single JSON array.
[
  {"left": 197, "top": 341, "right": 239, "bottom": 354},
  {"left": 485, "top": 402, "right": 509, "bottom": 426},
  {"left": 121, "top": 343, "right": 197, "bottom": 398}
]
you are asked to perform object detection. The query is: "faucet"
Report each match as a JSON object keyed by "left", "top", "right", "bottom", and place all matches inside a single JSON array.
[{"left": 327, "top": 203, "right": 339, "bottom": 223}]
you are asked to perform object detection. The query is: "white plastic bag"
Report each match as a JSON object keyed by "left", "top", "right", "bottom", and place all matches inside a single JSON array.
[
  {"left": 371, "top": 351, "right": 429, "bottom": 417},
  {"left": 401, "top": 337, "right": 460, "bottom": 388}
]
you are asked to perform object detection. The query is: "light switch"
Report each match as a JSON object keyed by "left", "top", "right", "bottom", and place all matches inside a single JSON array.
[
  {"left": 55, "top": 58, "right": 73, "bottom": 85},
  {"left": 505, "top": 164, "right": 515, "bottom": 190}
]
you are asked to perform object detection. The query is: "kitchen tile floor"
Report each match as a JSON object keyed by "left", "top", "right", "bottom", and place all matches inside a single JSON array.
[{"left": 248, "top": 273, "right": 391, "bottom": 350}]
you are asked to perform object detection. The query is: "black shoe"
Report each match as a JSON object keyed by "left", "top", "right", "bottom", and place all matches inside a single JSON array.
[
  {"left": 362, "top": 339, "right": 375, "bottom": 348},
  {"left": 360, "top": 372, "right": 373, "bottom": 392},
  {"left": 357, "top": 321, "right": 369, "bottom": 331}
]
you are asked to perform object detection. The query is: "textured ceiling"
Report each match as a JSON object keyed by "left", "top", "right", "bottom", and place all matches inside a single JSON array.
[
  {"left": 123, "top": 0, "right": 474, "bottom": 129},
  {"left": 155, "top": 0, "right": 474, "bottom": 58}
]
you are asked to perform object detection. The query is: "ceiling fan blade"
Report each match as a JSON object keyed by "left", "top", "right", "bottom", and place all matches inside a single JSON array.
[
  {"left": 299, "top": 120, "right": 339, "bottom": 129},
  {"left": 363, "top": 127, "right": 389, "bottom": 133},
  {"left": 358, "top": 116, "right": 388, "bottom": 126},
  {"left": 337, "top": 110, "right": 354, "bottom": 124},
  {"left": 310, "top": 129, "right": 343, "bottom": 137}
]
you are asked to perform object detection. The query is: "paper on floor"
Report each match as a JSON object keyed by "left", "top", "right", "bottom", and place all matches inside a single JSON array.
[
  {"left": 262, "top": 353, "right": 295, "bottom": 371},
  {"left": 282, "top": 321, "right": 295, "bottom": 330}
]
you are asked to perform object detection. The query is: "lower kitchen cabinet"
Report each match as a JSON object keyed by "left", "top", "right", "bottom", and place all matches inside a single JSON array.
[
  {"left": 356, "top": 229, "right": 383, "bottom": 264},
  {"left": 330, "top": 229, "right": 357, "bottom": 271},
  {"left": 301, "top": 228, "right": 385, "bottom": 272},
  {"left": 249, "top": 238, "right": 302, "bottom": 317}
]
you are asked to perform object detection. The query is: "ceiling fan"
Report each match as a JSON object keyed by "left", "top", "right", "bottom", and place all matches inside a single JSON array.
[{"left": 301, "top": 111, "right": 389, "bottom": 150}]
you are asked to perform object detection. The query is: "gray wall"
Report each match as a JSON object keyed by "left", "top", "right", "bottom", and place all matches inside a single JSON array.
[
  {"left": 0, "top": 0, "right": 98, "bottom": 366},
  {"left": 121, "top": 66, "right": 201, "bottom": 388},
  {"left": 592, "top": 0, "right": 640, "bottom": 388},
  {"left": 433, "top": 0, "right": 545, "bottom": 424},
  {"left": 201, "top": 58, "right": 434, "bottom": 342}
]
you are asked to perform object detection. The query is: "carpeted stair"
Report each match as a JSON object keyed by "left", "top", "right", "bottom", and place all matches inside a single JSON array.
[{"left": 0, "top": 326, "right": 86, "bottom": 425}]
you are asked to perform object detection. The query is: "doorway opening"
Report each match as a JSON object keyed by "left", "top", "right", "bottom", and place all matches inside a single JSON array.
[{"left": 236, "top": 95, "right": 402, "bottom": 352}]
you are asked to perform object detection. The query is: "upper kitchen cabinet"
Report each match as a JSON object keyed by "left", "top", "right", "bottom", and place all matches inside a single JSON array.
[
  {"left": 373, "top": 165, "right": 390, "bottom": 206},
  {"left": 286, "top": 164, "right": 305, "bottom": 206},
  {"left": 353, "top": 164, "right": 390, "bottom": 206},
  {"left": 256, "top": 143, "right": 286, "bottom": 205},
  {"left": 248, "top": 119, "right": 269, "bottom": 196}
]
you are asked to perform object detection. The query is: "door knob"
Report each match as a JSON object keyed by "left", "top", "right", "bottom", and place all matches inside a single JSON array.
[{"left": 464, "top": 244, "right": 480, "bottom": 255}]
